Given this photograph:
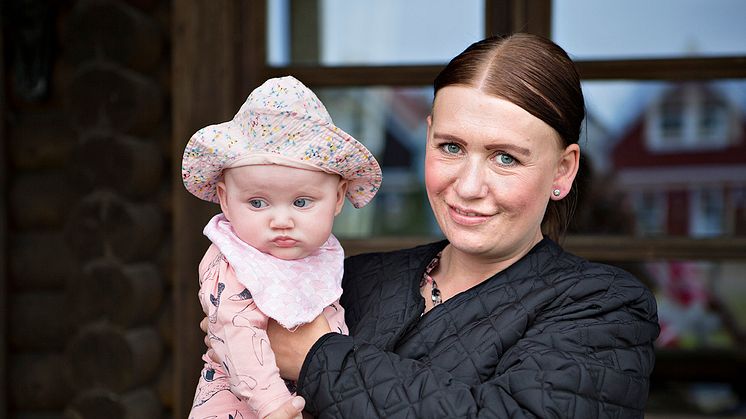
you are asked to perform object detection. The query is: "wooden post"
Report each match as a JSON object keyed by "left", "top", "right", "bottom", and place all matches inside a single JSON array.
[
  {"left": 0, "top": 2, "right": 7, "bottom": 412},
  {"left": 171, "top": 1, "right": 266, "bottom": 416}
]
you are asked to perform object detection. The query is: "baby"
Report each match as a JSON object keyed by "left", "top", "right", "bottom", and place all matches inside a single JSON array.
[{"left": 181, "top": 76, "right": 382, "bottom": 418}]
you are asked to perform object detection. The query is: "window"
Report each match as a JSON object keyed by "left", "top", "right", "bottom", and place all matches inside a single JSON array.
[
  {"left": 171, "top": 1, "right": 746, "bottom": 415},
  {"left": 552, "top": 0, "right": 746, "bottom": 60},
  {"left": 268, "top": 0, "right": 485, "bottom": 66},
  {"left": 633, "top": 190, "right": 667, "bottom": 235},
  {"left": 265, "top": 1, "right": 491, "bottom": 237},
  {"left": 660, "top": 100, "right": 685, "bottom": 141},
  {"left": 699, "top": 99, "right": 728, "bottom": 141},
  {"left": 691, "top": 187, "right": 725, "bottom": 237},
  {"left": 270, "top": 0, "right": 746, "bottom": 412}
]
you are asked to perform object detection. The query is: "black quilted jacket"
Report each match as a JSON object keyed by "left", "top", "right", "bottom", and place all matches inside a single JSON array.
[{"left": 297, "top": 238, "right": 660, "bottom": 418}]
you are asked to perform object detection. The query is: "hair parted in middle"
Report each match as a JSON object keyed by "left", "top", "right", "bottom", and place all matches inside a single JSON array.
[{"left": 432, "top": 33, "right": 585, "bottom": 242}]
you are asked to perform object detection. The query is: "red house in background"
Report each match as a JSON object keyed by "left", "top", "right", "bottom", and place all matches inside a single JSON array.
[{"left": 611, "top": 82, "right": 746, "bottom": 237}]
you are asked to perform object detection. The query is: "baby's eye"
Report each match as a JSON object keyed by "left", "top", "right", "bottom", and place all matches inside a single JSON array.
[
  {"left": 293, "top": 198, "right": 309, "bottom": 208},
  {"left": 441, "top": 143, "right": 462, "bottom": 154},
  {"left": 497, "top": 153, "right": 516, "bottom": 166},
  {"left": 248, "top": 199, "right": 266, "bottom": 208}
]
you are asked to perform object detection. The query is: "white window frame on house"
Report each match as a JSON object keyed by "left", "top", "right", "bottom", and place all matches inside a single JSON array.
[{"left": 690, "top": 187, "right": 726, "bottom": 237}]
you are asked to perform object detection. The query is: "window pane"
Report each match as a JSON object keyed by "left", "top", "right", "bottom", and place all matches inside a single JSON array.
[
  {"left": 571, "top": 80, "right": 746, "bottom": 237},
  {"left": 316, "top": 81, "right": 746, "bottom": 239},
  {"left": 616, "top": 257, "right": 746, "bottom": 414},
  {"left": 616, "top": 258, "right": 746, "bottom": 350},
  {"left": 315, "top": 86, "right": 440, "bottom": 238},
  {"left": 552, "top": 0, "right": 746, "bottom": 60},
  {"left": 267, "top": 0, "right": 484, "bottom": 66}
]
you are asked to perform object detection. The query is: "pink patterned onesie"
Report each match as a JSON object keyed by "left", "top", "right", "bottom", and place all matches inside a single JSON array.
[{"left": 189, "top": 214, "right": 348, "bottom": 419}]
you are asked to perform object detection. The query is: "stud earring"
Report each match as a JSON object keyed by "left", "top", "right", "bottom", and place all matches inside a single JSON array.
[{"left": 552, "top": 189, "right": 561, "bottom": 197}]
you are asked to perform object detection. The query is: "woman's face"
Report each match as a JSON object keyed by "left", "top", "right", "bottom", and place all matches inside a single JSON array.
[{"left": 425, "top": 86, "right": 579, "bottom": 262}]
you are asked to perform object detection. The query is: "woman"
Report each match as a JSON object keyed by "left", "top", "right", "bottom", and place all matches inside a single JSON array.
[{"left": 233, "top": 33, "right": 659, "bottom": 418}]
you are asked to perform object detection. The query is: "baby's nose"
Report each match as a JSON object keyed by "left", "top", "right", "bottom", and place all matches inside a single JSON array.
[{"left": 269, "top": 212, "right": 294, "bottom": 229}]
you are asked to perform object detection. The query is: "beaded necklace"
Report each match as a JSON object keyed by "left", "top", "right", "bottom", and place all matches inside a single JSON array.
[{"left": 420, "top": 252, "right": 443, "bottom": 308}]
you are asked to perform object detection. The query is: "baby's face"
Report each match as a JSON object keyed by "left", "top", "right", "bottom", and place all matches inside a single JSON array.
[{"left": 217, "top": 164, "right": 347, "bottom": 260}]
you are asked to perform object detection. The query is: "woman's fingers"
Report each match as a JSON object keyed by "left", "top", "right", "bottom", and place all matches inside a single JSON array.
[
  {"left": 267, "top": 316, "right": 330, "bottom": 381},
  {"left": 200, "top": 316, "right": 208, "bottom": 333},
  {"left": 207, "top": 348, "right": 219, "bottom": 363},
  {"left": 263, "top": 396, "right": 306, "bottom": 419},
  {"left": 201, "top": 317, "right": 220, "bottom": 362}
]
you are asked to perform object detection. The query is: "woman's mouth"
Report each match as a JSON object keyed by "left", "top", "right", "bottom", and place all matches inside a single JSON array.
[{"left": 448, "top": 205, "right": 491, "bottom": 225}]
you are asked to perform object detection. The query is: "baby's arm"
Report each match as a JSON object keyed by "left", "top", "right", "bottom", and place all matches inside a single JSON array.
[{"left": 208, "top": 266, "right": 294, "bottom": 418}]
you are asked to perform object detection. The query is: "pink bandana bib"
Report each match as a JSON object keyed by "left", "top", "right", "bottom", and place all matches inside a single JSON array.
[{"left": 203, "top": 213, "right": 344, "bottom": 329}]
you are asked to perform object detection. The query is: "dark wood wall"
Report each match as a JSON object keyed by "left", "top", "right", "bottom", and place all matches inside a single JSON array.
[{"left": 3, "top": 0, "right": 174, "bottom": 417}]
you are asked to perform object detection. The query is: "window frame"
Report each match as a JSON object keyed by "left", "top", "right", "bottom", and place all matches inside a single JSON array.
[
  {"left": 254, "top": 0, "right": 746, "bottom": 250},
  {"left": 171, "top": 1, "right": 746, "bottom": 414}
]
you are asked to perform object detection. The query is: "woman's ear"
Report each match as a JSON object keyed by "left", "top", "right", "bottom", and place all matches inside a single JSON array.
[
  {"left": 216, "top": 179, "right": 231, "bottom": 220},
  {"left": 334, "top": 179, "right": 349, "bottom": 216},
  {"left": 552, "top": 143, "right": 580, "bottom": 200}
]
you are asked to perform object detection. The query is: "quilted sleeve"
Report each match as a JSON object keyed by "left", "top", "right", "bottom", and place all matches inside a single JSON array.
[{"left": 296, "top": 271, "right": 659, "bottom": 418}]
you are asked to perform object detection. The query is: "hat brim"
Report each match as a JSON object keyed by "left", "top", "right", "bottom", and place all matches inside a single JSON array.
[{"left": 182, "top": 111, "right": 382, "bottom": 209}]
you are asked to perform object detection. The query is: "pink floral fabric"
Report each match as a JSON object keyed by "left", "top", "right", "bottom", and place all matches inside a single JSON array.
[
  {"left": 189, "top": 216, "right": 348, "bottom": 418},
  {"left": 203, "top": 213, "right": 344, "bottom": 329}
]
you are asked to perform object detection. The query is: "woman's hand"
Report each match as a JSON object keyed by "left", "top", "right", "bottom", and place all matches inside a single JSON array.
[
  {"left": 263, "top": 396, "right": 307, "bottom": 419},
  {"left": 267, "top": 315, "right": 331, "bottom": 381},
  {"left": 199, "top": 316, "right": 217, "bottom": 362}
]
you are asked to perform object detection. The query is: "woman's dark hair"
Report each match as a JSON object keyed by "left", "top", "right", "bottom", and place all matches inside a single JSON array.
[{"left": 433, "top": 33, "right": 585, "bottom": 242}]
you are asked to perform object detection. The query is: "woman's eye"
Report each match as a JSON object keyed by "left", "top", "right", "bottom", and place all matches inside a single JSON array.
[
  {"left": 442, "top": 143, "right": 461, "bottom": 154},
  {"left": 293, "top": 198, "right": 309, "bottom": 208},
  {"left": 497, "top": 153, "right": 516, "bottom": 165},
  {"left": 248, "top": 199, "right": 266, "bottom": 208}
]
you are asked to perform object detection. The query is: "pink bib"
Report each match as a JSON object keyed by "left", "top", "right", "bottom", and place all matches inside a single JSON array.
[{"left": 203, "top": 213, "right": 344, "bottom": 329}]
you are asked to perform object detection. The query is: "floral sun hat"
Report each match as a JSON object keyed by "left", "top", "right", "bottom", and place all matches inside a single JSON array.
[{"left": 181, "top": 76, "right": 382, "bottom": 208}]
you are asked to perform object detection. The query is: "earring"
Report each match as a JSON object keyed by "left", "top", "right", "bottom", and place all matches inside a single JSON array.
[{"left": 552, "top": 189, "right": 561, "bottom": 197}]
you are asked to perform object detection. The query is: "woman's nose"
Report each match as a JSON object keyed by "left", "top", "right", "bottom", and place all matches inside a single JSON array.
[{"left": 454, "top": 159, "right": 488, "bottom": 199}]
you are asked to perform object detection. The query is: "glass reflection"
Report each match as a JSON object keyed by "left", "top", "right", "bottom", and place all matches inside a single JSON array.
[
  {"left": 553, "top": 0, "right": 746, "bottom": 59},
  {"left": 574, "top": 80, "right": 746, "bottom": 237},
  {"left": 316, "top": 81, "right": 746, "bottom": 238},
  {"left": 267, "top": 0, "right": 484, "bottom": 66}
]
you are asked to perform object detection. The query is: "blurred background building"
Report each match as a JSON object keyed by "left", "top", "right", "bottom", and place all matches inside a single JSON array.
[{"left": 1, "top": 0, "right": 745, "bottom": 417}]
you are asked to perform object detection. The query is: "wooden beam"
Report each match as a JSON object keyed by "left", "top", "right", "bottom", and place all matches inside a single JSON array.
[
  {"left": 263, "top": 65, "right": 442, "bottom": 87},
  {"left": 340, "top": 236, "right": 746, "bottom": 261},
  {"left": 576, "top": 56, "right": 746, "bottom": 80},
  {"left": 652, "top": 349, "right": 746, "bottom": 384},
  {"left": 0, "top": 0, "right": 6, "bottom": 412},
  {"left": 485, "top": 0, "right": 511, "bottom": 37},
  {"left": 172, "top": 1, "right": 249, "bottom": 416},
  {"left": 289, "top": 0, "right": 320, "bottom": 65},
  {"left": 564, "top": 235, "right": 746, "bottom": 261},
  {"left": 265, "top": 56, "right": 746, "bottom": 88}
]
